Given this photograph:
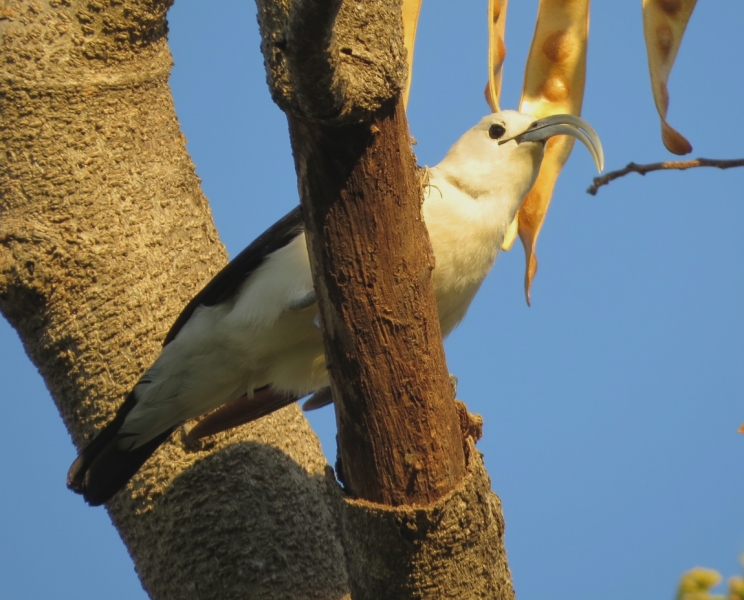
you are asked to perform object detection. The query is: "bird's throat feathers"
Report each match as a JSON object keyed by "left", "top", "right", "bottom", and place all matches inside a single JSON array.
[
  {"left": 429, "top": 137, "right": 542, "bottom": 233},
  {"left": 437, "top": 141, "right": 542, "bottom": 206}
]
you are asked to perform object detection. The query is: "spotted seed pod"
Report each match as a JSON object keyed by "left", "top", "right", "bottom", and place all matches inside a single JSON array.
[
  {"left": 515, "top": 0, "right": 590, "bottom": 305},
  {"left": 486, "top": 0, "right": 509, "bottom": 112},
  {"left": 642, "top": 0, "right": 696, "bottom": 155}
]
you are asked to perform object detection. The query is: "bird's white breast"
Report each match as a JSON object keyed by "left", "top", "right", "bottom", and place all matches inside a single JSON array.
[{"left": 423, "top": 168, "right": 515, "bottom": 336}]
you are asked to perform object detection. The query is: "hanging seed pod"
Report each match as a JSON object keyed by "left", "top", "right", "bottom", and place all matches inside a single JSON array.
[
  {"left": 402, "top": 0, "right": 423, "bottom": 108},
  {"left": 485, "top": 0, "right": 509, "bottom": 112},
  {"left": 517, "top": 0, "right": 590, "bottom": 305},
  {"left": 642, "top": 0, "right": 696, "bottom": 155}
]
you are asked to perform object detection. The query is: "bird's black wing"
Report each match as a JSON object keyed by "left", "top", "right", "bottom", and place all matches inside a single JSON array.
[{"left": 163, "top": 206, "right": 304, "bottom": 346}]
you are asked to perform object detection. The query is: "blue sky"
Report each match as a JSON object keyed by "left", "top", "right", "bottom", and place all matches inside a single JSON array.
[{"left": 2, "top": 2, "right": 742, "bottom": 598}]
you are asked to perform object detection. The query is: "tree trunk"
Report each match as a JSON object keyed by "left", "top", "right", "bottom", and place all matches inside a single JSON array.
[
  {"left": 0, "top": 2, "right": 348, "bottom": 598},
  {"left": 258, "top": 0, "right": 514, "bottom": 597},
  {"left": 1, "top": 0, "right": 515, "bottom": 598}
]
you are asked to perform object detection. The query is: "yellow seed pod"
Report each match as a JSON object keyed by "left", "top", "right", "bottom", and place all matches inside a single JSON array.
[
  {"left": 402, "top": 0, "right": 423, "bottom": 109},
  {"left": 517, "top": 0, "right": 590, "bottom": 305},
  {"left": 489, "top": 0, "right": 510, "bottom": 249},
  {"left": 642, "top": 0, "right": 696, "bottom": 155},
  {"left": 486, "top": 0, "right": 509, "bottom": 112}
]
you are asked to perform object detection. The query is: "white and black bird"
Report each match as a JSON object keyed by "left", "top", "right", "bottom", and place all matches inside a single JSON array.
[{"left": 68, "top": 110, "right": 603, "bottom": 505}]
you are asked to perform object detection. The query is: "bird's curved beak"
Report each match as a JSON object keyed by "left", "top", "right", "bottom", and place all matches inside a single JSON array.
[{"left": 501, "top": 114, "right": 604, "bottom": 173}]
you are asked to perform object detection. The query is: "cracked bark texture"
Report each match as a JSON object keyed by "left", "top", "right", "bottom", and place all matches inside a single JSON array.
[{"left": 0, "top": 2, "right": 348, "bottom": 599}]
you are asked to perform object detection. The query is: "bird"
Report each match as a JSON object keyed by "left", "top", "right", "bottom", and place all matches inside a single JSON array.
[{"left": 67, "top": 110, "right": 604, "bottom": 506}]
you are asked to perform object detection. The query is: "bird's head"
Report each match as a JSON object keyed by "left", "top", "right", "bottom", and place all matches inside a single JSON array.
[{"left": 435, "top": 110, "right": 603, "bottom": 202}]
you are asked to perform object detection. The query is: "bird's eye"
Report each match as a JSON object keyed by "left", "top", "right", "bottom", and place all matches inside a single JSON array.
[{"left": 488, "top": 123, "right": 506, "bottom": 140}]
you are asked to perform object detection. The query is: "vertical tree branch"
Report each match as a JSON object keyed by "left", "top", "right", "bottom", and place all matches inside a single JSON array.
[
  {"left": 289, "top": 98, "right": 466, "bottom": 506},
  {"left": 257, "top": 2, "right": 516, "bottom": 593},
  {"left": 258, "top": 0, "right": 466, "bottom": 506}
]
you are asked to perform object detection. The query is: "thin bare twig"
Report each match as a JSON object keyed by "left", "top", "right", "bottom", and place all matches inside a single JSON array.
[{"left": 587, "top": 158, "right": 744, "bottom": 195}]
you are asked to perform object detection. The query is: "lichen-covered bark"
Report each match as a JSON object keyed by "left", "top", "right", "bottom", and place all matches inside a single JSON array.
[{"left": 0, "top": 2, "right": 348, "bottom": 598}]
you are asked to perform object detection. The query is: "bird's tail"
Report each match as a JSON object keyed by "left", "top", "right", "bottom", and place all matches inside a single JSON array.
[{"left": 67, "top": 392, "right": 175, "bottom": 506}]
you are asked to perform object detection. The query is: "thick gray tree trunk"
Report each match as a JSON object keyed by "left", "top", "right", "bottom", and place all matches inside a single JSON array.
[
  {"left": 0, "top": 1, "right": 514, "bottom": 598},
  {"left": 0, "top": 2, "right": 348, "bottom": 598}
]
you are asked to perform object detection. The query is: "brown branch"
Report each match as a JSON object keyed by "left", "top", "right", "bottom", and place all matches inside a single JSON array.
[
  {"left": 266, "top": 0, "right": 513, "bottom": 594},
  {"left": 289, "top": 97, "right": 466, "bottom": 507},
  {"left": 264, "top": 0, "right": 468, "bottom": 507},
  {"left": 587, "top": 158, "right": 744, "bottom": 195},
  {"left": 256, "top": 0, "right": 407, "bottom": 123}
]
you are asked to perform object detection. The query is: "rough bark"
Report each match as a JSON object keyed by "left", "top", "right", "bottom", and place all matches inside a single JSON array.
[
  {"left": 341, "top": 441, "right": 514, "bottom": 600},
  {"left": 288, "top": 100, "right": 467, "bottom": 506},
  {"left": 255, "top": 0, "right": 407, "bottom": 123},
  {"left": 0, "top": 2, "right": 348, "bottom": 599},
  {"left": 260, "top": 1, "right": 514, "bottom": 597},
  {"left": 2, "top": 0, "right": 516, "bottom": 598},
  {"left": 260, "top": 0, "right": 466, "bottom": 508}
]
